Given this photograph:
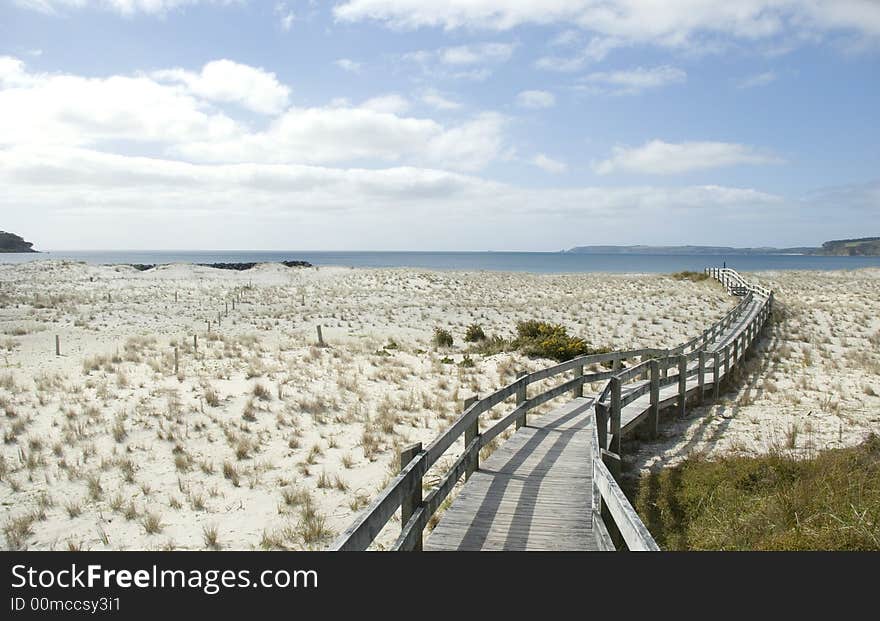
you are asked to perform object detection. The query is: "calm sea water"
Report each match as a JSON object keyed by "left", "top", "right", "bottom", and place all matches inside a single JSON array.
[{"left": 2, "top": 250, "right": 880, "bottom": 273}]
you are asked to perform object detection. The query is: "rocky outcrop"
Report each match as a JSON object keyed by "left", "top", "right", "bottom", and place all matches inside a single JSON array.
[
  {"left": 0, "top": 231, "right": 37, "bottom": 253},
  {"left": 130, "top": 260, "right": 313, "bottom": 271}
]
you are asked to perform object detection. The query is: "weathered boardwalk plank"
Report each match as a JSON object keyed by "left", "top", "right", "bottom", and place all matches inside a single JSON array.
[{"left": 425, "top": 398, "right": 597, "bottom": 551}]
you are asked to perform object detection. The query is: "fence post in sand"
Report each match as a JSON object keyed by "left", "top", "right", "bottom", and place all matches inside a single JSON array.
[
  {"left": 609, "top": 377, "right": 622, "bottom": 455},
  {"left": 698, "top": 350, "right": 706, "bottom": 405},
  {"left": 316, "top": 325, "right": 325, "bottom": 347},
  {"left": 225, "top": 301, "right": 228, "bottom": 317},
  {"left": 193, "top": 334, "right": 198, "bottom": 355},
  {"left": 678, "top": 355, "right": 687, "bottom": 417},
  {"left": 399, "top": 442, "right": 423, "bottom": 551},
  {"left": 175, "top": 291, "right": 178, "bottom": 303},
  {"left": 55, "top": 335, "right": 60, "bottom": 356},
  {"left": 174, "top": 347, "right": 179, "bottom": 375},
  {"left": 463, "top": 395, "right": 479, "bottom": 481},
  {"left": 648, "top": 359, "right": 660, "bottom": 440},
  {"left": 515, "top": 371, "right": 527, "bottom": 430}
]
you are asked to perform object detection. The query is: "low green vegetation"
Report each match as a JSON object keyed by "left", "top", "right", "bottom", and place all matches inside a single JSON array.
[
  {"left": 464, "top": 323, "right": 486, "bottom": 342},
  {"left": 462, "top": 320, "right": 610, "bottom": 362},
  {"left": 512, "top": 320, "right": 610, "bottom": 362},
  {"left": 432, "top": 327, "right": 454, "bottom": 348},
  {"left": 670, "top": 271, "right": 709, "bottom": 282},
  {"left": 632, "top": 435, "right": 880, "bottom": 550}
]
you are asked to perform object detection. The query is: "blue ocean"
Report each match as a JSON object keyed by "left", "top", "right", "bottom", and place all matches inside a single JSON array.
[{"left": 2, "top": 250, "right": 880, "bottom": 273}]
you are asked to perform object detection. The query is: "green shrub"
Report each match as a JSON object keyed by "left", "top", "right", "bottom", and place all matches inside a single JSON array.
[
  {"left": 670, "top": 271, "right": 709, "bottom": 282},
  {"left": 512, "top": 321, "right": 591, "bottom": 362},
  {"left": 464, "top": 323, "right": 486, "bottom": 342},
  {"left": 433, "top": 327, "right": 453, "bottom": 348},
  {"left": 458, "top": 355, "right": 475, "bottom": 368}
]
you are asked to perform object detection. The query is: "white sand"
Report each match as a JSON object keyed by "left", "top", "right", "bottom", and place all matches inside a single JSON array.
[{"left": 5, "top": 260, "right": 858, "bottom": 550}]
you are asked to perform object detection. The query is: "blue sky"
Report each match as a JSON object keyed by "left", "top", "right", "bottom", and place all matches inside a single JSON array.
[{"left": 0, "top": 0, "right": 878, "bottom": 250}]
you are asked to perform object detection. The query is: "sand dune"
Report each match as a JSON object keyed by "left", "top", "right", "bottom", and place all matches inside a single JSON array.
[{"left": 4, "top": 261, "right": 874, "bottom": 550}]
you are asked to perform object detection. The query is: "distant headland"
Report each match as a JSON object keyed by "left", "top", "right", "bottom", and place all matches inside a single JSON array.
[
  {"left": 0, "top": 231, "right": 38, "bottom": 253},
  {"left": 566, "top": 237, "right": 880, "bottom": 257}
]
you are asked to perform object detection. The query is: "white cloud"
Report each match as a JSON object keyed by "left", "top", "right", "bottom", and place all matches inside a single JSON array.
[
  {"left": 516, "top": 90, "right": 555, "bottom": 109},
  {"left": 334, "top": 58, "right": 363, "bottom": 73},
  {"left": 531, "top": 153, "right": 567, "bottom": 174},
  {"left": 175, "top": 107, "right": 507, "bottom": 172},
  {"left": 152, "top": 59, "right": 291, "bottom": 115},
  {"left": 1, "top": 143, "right": 797, "bottom": 251},
  {"left": 440, "top": 42, "right": 515, "bottom": 65},
  {"left": 400, "top": 42, "right": 514, "bottom": 81},
  {"left": 14, "top": 0, "right": 220, "bottom": 15},
  {"left": 535, "top": 36, "right": 621, "bottom": 72},
  {"left": 736, "top": 71, "right": 777, "bottom": 89},
  {"left": 277, "top": 3, "right": 295, "bottom": 32},
  {"left": 0, "top": 56, "right": 506, "bottom": 172},
  {"left": 594, "top": 140, "right": 784, "bottom": 175},
  {"left": 420, "top": 88, "right": 462, "bottom": 110},
  {"left": 334, "top": 1, "right": 880, "bottom": 51},
  {"left": 579, "top": 65, "right": 686, "bottom": 95},
  {"left": 0, "top": 56, "right": 241, "bottom": 147},
  {"left": 361, "top": 93, "right": 410, "bottom": 114}
]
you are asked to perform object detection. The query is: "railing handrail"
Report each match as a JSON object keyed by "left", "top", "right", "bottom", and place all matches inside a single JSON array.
[{"left": 331, "top": 266, "right": 774, "bottom": 552}]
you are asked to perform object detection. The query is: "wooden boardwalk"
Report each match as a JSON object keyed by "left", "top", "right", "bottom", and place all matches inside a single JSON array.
[
  {"left": 425, "top": 287, "right": 766, "bottom": 551},
  {"left": 331, "top": 267, "right": 773, "bottom": 552},
  {"left": 425, "top": 398, "right": 597, "bottom": 551}
]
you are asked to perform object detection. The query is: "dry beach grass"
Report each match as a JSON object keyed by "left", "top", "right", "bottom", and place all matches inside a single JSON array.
[
  {"left": 2, "top": 261, "right": 877, "bottom": 551},
  {"left": 0, "top": 260, "right": 734, "bottom": 551}
]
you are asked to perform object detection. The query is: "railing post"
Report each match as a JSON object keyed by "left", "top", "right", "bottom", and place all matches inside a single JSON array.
[
  {"left": 463, "top": 396, "right": 479, "bottom": 481},
  {"left": 596, "top": 403, "right": 608, "bottom": 450},
  {"left": 677, "top": 355, "right": 687, "bottom": 417},
  {"left": 399, "top": 442, "right": 423, "bottom": 551},
  {"left": 515, "top": 372, "right": 527, "bottom": 430},
  {"left": 697, "top": 350, "right": 706, "bottom": 404},
  {"left": 609, "top": 377, "right": 622, "bottom": 455},
  {"left": 733, "top": 336, "right": 739, "bottom": 369},
  {"left": 662, "top": 352, "right": 669, "bottom": 379},
  {"left": 723, "top": 344, "right": 731, "bottom": 379},
  {"left": 572, "top": 362, "right": 583, "bottom": 399},
  {"left": 712, "top": 351, "right": 721, "bottom": 400},
  {"left": 648, "top": 359, "right": 659, "bottom": 440}
]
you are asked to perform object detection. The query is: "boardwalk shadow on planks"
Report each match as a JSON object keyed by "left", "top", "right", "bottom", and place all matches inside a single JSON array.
[{"left": 426, "top": 398, "right": 599, "bottom": 551}]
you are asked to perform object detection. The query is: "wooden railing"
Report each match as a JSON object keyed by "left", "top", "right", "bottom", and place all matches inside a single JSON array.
[
  {"left": 330, "top": 267, "right": 773, "bottom": 552},
  {"left": 591, "top": 267, "right": 772, "bottom": 550}
]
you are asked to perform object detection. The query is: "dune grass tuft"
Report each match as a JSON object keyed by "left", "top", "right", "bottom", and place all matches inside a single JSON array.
[{"left": 632, "top": 434, "right": 880, "bottom": 550}]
